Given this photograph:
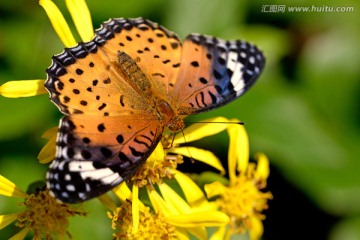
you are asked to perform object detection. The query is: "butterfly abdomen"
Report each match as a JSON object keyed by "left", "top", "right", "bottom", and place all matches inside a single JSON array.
[{"left": 117, "top": 51, "right": 152, "bottom": 97}]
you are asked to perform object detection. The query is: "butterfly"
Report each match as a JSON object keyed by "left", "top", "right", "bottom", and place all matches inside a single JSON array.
[{"left": 45, "top": 18, "right": 265, "bottom": 203}]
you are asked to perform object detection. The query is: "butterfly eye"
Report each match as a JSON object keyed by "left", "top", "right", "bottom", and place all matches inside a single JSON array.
[{"left": 168, "top": 117, "right": 185, "bottom": 132}]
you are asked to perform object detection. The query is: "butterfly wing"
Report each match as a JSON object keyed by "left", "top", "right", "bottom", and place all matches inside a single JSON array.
[
  {"left": 45, "top": 18, "right": 182, "bottom": 116},
  {"left": 94, "top": 18, "right": 182, "bottom": 96},
  {"left": 46, "top": 115, "right": 162, "bottom": 203},
  {"left": 172, "top": 34, "right": 265, "bottom": 114},
  {"left": 45, "top": 39, "right": 149, "bottom": 116}
]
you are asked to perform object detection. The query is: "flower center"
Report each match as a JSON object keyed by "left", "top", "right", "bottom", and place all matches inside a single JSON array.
[
  {"left": 109, "top": 201, "right": 176, "bottom": 240},
  {"left": 16, "top": 189, "right": 86, "bottom": 238},
  {"left": 131, "top": 144, "right": 183, "bottom": 187},
  {"left": 217, "top": 163, "right": 272, "bottom": 233}
]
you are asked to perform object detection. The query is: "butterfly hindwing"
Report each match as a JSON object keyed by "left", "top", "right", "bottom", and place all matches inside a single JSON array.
[
  {"left": 46, "top": 115, "right": 162, "bottom": 203},
  {"left": 173, "top": 34, "right": 265, "bottom": 114}
]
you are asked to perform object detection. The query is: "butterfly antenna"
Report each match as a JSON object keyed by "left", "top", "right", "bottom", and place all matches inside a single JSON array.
[
  {"left": 186, "top": 120, "right": 244, "bottom": 125},
  {"left": 170, "top": 133, "right": 176, "bottom": 148},
  {"left": 180, "top": 128, "right": 195, "bottom": 163}
]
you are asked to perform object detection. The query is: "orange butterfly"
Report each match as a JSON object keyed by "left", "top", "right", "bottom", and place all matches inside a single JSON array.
[{"left": 45, "top": 18, "right": 265, "bottom": 203}]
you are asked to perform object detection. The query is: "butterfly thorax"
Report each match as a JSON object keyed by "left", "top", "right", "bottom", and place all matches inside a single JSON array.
[
  {"left": 155, "top": 98, "right": 184, "bottom": 131},
  {"left": 117, "top": 50, "right": 184, "bottom": 132}
]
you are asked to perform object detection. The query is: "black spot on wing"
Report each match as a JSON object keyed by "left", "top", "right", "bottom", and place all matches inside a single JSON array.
[{"left": 97, "top": 123, "right": 105, "bottom": 132}]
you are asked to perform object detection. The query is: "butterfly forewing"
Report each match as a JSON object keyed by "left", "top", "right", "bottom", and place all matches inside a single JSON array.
[
  {"left": 46, "top": 18, "right": 183, "bottom": 116},
  {"left": 173, "top": 34, "right": 265, "bottom": 114},
  {"left": 96, "top": 18, "right": 182, "bottom": 96},
  {"left": 46, "top": 42, "right": 151, "bottom": 116},
  {"left": 46, "top": 115, "right": 162, "bottom": 203}
]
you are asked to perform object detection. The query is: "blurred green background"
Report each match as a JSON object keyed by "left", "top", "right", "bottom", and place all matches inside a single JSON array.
[{"left": 1, "top": 0, "right": 360, "bottom": 239}]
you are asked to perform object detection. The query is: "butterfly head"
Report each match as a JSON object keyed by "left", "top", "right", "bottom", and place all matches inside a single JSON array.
[
  {"left": 155, "top": 98, "right": 185, "bottom": 131},
  {"left": 168, "top": 117, "right": 185, "bottom": 131}
]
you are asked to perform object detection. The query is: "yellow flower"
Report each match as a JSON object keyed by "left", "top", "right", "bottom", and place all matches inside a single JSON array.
[
  {"left": 105, "top": 181, "right": 229, "bottom": 240},
  {"left": 130, "top": 142, "right": 184, "bottom": 187},
  {"left": 0, "top": 175, "right": 86, "bottom": 239},
  {"left": 94, "top": 120, "right": 227, "bottom": 238},
  {"left": 204, "top": 121, "right": 272, "bottom": 240}
]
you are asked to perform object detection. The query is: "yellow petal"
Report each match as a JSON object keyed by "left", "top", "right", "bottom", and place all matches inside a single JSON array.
[
  {"left": 38, "top": 128, "right": 57, "bottom": 162},
  {"left": 173, "top": 117, "right": 229, "bottom": 145},
  {"left": 132, "top": 185, "right": 139, "bottom": 233},
  {"left": 165, "top": 211, "right": 229, "bottom": 227},
  {"left": 147, "top": 142, "right": 165, "bottom": 165},
  {"left": 0, "top": 214, "right": 18, "bottom": 230},
  {"left": 112, "top": 184, "right": 144, "bottom": 213},
  {"left": 234, "top": 122, "right": 249, "bottom": 173},
  {"left": 0, "top": 80, "right": 47, "bottom": 98},
  {"left": 254, "top": 153, "right": 270, "bottom": 181},
  {"left": 173, "top": 170, "right": 206, "bottom": 205},
  {"left": 65, "top": 0, "right": 94, "bottom": 42},
  {"left": 147, "top": 187, "right": 173, "bottom": 217},
  {"left": 248, "top": 216, "right": 264, "bottom": 240},
  {"left": 97, "top": 194, "right": 117, "bottom": 211},
  {"left": 227, "top": 124, "right": 237, "bottom": 183},
  {"left": 0, "top": 175, "right": 27, "bottom": 198},
  {"left": 158, "top": 183, "right": 191, "bottom": 214},
  {"left": 187, "top": 227, "right": 207, "bottom": 240},
  {"left": 173, "top": 170, "right": 219, "bottom": 211},
  {"left": 41, "top": 126, "right": 58, "bottom": 140},
  {"left": 112, "top": 182, "right": 131, "bottom": 202},
  {"left": 147, "top": 187, "right": 159, "bottom": 213},
  {"left": 9, "top": 226, "right": 30, "bottom": 240},
  {"left": 39, "top": 0, "right": 77, "bottom": 47},
  {"left": 209, "top": 226, "right": 226, "bottom": 240},
  {"left": 171, "top": 147, "right": 225, "bottom": 174},
  {"left": 204, "top": 181, "right": 226, "bottom": 199},
  {"left": 174, "top": 228, "right": 190, "bottom": 240},
  {"left": 227, "top": 121, "right": 249, "bottom": 181},
  {"left": 38, "top": 134, "right": 56, "bottom": 164}
]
